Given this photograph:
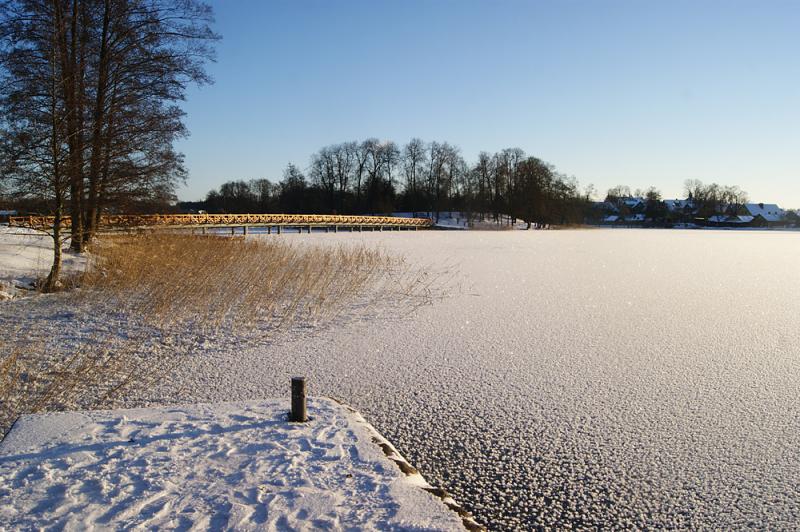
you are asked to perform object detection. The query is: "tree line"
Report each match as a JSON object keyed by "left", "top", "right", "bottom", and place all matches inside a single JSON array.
[
  {"left": 186, "top": 139, "right": 592, "bottom": 229},
  {"left": 0, "top": 0, "right": 218, "bottom": 290},
  {"left": 600, "top": 180, "right": 751, "bottom": 224}
]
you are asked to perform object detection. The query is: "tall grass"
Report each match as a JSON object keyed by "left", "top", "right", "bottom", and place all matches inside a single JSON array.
[
  {"left": 80, "top": 233, "right": 435, "bottom": 332},
  {"left": 0, "top": 337, "right": 178, "bottom": 439},
  {"left": 1, "top": 233, "right": 446, "bottom": 438}
]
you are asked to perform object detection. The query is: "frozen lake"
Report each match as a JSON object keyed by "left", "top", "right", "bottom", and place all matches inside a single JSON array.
[
  {"left": 143, "top": 229, "right": 798, "bottom": 529},
  {"left": 6, "top": 228, "right": 798, "bottom": 529}
]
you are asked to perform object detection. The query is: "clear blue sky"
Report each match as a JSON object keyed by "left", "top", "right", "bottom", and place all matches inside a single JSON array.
[{"left": 176, "top": 0, "right": 800, "bottom": 207}]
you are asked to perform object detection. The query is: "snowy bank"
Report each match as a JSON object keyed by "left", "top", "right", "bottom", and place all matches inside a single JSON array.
[
  {"left": 0, "top": 397, "right": 477, "bottom": 530},
  {"left": 0, "top": 226, "right": 85, "bottom": 299}
]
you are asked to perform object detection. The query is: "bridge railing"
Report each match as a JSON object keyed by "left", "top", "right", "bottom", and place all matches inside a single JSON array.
[{"left": 8, "top": 213, "right": 434, "bottom": 230}]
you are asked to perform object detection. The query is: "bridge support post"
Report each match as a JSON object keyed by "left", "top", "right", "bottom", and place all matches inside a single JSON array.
[
  {"left": 277, "top": 226, "right": 282, "bottom": 235},
  {"left": 201, "top": 227, "right": 206, "bottom": 235},
  {"left": 243, "top": 226, "right": 248, "bottom": 235},
  {"left": 333, "top": 225, "right": 338, "bottom": 233},
  {"left": 268, "top": 226, "right": 272, "bottom": 235}
]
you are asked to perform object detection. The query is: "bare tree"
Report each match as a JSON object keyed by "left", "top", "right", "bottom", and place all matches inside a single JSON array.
[
  {"left": 1, "top": 0, "right": 217, "bottom": 289},
  {"left": 0, "top": 0, "right": 72, "bottom": 290},
  {"left": 402, "top": 138, "right": 426, "bottom": 197},
  {"left": 82, "top": 0, "right": 217, "bottom": 243}
]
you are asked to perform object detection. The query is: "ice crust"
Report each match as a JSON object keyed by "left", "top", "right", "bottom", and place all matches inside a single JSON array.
[{"left": 3, "top": 228, "right": 799, "bottom": 529}]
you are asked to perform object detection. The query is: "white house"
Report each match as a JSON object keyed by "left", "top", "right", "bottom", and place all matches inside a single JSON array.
[
  {"left": 744, "top": 203, "right": 784, "bottom": 223},
  {"left": 664, "top": 199, "right": 692, "bottom": 212},
  {"left": 707, "top": 214, "right": 754, "bottom": 225}
]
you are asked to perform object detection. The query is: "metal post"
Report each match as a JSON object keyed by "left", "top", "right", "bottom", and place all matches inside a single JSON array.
[
  {"left": 231, "top": 227, "right": 235, "bottom": 236},
  {"left": 243, "top": 226, "right": 248, "bottom": 235},
  {"left": 268, "top": 226, "right": 272, "bottom": 235},
  {"left": 277, "top": 225, "right": 282, "bottom": 235},
  {"left": 290, "top": 376, "right": 307, "bottom": 422}
]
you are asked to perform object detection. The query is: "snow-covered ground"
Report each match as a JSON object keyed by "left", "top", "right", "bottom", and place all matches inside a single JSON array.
[
  {"left": 0, "top": 398, "right": 466, "bottom": 530},
  {"left": 394, "top": 211, "right": 530, "bottom": 230},
  {"left": 3, "top": 229, "right": 800, "bottom": 529},
  {"left": 0, "top": 226, "right": 85, "bottom": 299}
]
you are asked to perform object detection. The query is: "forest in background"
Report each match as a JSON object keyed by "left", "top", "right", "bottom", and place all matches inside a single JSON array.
[{"left": 182, "top": 139, "right": 592, "bottom": 226}]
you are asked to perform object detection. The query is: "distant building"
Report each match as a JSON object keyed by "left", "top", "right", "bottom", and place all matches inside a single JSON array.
[
  {"left": 706, "top": 214, "right": 754, "bottom": 227},
  {"left": 663, "top": 199, "right": 693, "bottom": 212},
  {"left": 594, "top": 197, "right": 792, "bottom": 229},
  {"left": 744, "top": 203, "right": 784, "bottom": 223},
  {"left": 622, "top": 197, "right": 645, "bottom": 210}
]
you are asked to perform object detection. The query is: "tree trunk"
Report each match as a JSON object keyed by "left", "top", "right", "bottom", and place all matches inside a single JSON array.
[
  {"left": 84, "top": 0, "right": 111, "bottom": 245},
  {"left": 43, "top": 206, "right": 63, "bottom": 293},
  {"left": 54, "top": 0, "right": 85, "bottom": 253}
]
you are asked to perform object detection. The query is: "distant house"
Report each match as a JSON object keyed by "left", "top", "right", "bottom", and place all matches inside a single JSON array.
[
  {"left": 744, "top": 203, "right": 783, "bottom": 221},
  {"left": 602, "top": 213, "right": 645, "bottom": 225},
  {"left": 622, "top": 197, "right": 644, "bottom": 211},
  {"left": 597, "top": 201, "right": 619, "bottom": 213},
  {"left": 664, "top": 199, "right": 692, "bottom": 212},
  {"left": 706, "top": 214, "right": 753, "bottom": 227},
  {"left": 744, "top": 203, "right": 785, "bottom": 227}
]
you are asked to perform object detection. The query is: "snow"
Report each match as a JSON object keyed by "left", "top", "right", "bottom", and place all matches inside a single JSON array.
[
  {"left": 663, "top": 199, "right": 691, "bottom": 211},
  {"left": 0, "top": 226, "right": 85, "bottom": 298},
  {"left": 394, "top": 211, "right": 470, "bottom": 229},
  {"left": 0, "top": 398, "right": 466, "bottom": 530},
  {"left": 744, "top": 203, "right": 784, "bottom": 222},
  {"left": 3, "top": 229, "right": 800, "bottom": 528},
  {"left": 708, "top": 214, "right": 755, "bottom": 224}
]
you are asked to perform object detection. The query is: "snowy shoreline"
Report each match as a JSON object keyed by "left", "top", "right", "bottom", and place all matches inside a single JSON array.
[
  {"left": 0, "top": 226, "right": 85, "bottom": 299},
  {"left": 0, "top": 397, "right": 479, "bottom": 530}
]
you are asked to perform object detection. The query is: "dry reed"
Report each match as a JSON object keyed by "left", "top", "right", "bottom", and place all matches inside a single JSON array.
[
  {"left": 0, "top": 332, "right": 181, "bottom": 439},
  {"left": 79, "top": 233, "right": 438, "bottom": 334},
  {"left": 1, "top": 232, "right": 448, "bottom": 438}
]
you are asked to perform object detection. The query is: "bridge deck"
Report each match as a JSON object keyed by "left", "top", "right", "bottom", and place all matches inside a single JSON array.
[{"left": 9, "top": 213, "right": 433, "bottom": 231}]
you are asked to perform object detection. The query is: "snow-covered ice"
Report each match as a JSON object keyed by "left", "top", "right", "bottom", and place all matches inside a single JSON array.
[
  {"left": 2, "top": 229, "right": 799, "bottom": 529},
  {"left": 0, "top": 226, "right": 85, "bottom": 298},
  {"left": 0, "top": 398, "right": 467, "bottom": 530}
]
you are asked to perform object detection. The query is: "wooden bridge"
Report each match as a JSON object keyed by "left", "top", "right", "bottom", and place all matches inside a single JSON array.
[{"left": 8, "top": 213, "right": 434, "bottom": 233}]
